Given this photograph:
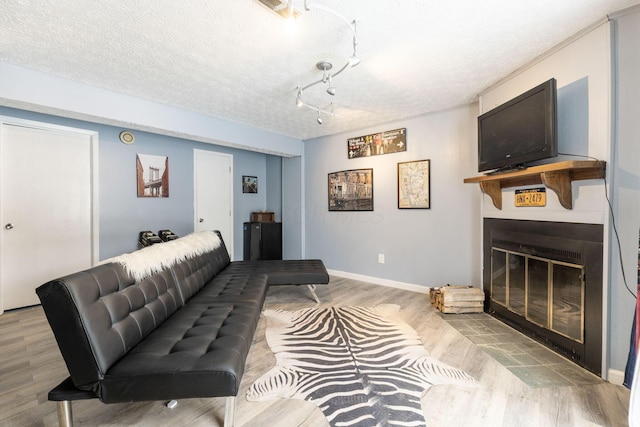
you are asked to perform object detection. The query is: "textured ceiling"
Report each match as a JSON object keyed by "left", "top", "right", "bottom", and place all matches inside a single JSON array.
[{"left": 0, "top": 0, "right": 638, "bottom": 140}]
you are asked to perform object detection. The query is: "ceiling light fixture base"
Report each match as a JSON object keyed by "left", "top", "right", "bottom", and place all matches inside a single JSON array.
[
  {"left": 264, "top": 1, "right": 360, "bottom": 124},
  {"left": 316, "top": 61, "right": 333, "bottom": 71}
]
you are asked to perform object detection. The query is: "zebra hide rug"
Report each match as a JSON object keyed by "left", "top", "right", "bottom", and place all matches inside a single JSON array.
[{"left": 246, "top": 304, "right": 477, "bottom": 426}]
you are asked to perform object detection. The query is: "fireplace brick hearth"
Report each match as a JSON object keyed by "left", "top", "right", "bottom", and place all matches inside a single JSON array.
[{"left": 483, "top": 218, "right": 603, "bottom": 375}]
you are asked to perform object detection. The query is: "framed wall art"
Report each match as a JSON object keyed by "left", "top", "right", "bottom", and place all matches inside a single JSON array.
[
  {"left": 347, "top": 128, "right": 406, "bottom": 159},
  {"left": 398, "top": 159, "right": 430, "bottom": 209},
  {"left": 242, "top": 175, "right": 258, "bottom": 193},
  {"left": 328, "top": 168, "right": 373, "bottom": 211},
  {"left": 136, "top": 153, "right": 169, "bottom": 197}
]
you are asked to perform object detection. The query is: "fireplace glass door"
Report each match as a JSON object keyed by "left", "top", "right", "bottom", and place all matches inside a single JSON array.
[{"left": 490, "top": 248, "right": 585, "bottom": 343}]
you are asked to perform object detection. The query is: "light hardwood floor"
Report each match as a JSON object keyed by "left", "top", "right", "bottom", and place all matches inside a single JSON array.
[{"left": 0, "top": 276, "right": 631, "bottom": 426}]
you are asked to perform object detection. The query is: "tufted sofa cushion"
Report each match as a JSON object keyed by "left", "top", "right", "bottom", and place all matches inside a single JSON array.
[
  {"left": 171, "top": 249, "right": 231, "bottom": 303},
  {"left": 188, "top": 272, "right": 270, "bottom": 305},
  {"left": 100, "top": 296, "right": 266, "bottom": 402},
  {"left": 37, "top": 262, "right": 182, "bottom": 390},
  {"left": 220, "top": 259, "right": 330, "bottom": 286}
]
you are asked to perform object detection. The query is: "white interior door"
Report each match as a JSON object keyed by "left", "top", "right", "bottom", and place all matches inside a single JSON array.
[
  {"left": 0, "top": 119, "right": 97, "bottom": 313},
  {"left": 194, "top": 150, "right": 233, "bottom": 258}
]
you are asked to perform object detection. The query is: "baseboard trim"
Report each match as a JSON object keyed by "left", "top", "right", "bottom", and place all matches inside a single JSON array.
[
  {"left": 608, "top": 369, "right": 625, "bottom": 386},
  {"left": 327, "top": 269, "right": 430, "bottom": 294}
]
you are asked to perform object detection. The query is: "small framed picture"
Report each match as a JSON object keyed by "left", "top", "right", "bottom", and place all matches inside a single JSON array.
[
  {"left": 242, "top": 175, "right": 258, "bottom": 193},
  {"left": 136, "top": 153, "right": 169, "bottom": 198},
  {"left": 398, "top": 159, "right": 430, "bottom": 209}
]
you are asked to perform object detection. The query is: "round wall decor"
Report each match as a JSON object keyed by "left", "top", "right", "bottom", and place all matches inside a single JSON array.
[{"left": 119, "top": 131, "right": 135, "bottom": 144}]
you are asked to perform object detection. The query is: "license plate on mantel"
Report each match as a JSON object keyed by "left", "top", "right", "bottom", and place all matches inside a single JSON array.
[{"left": 515, "top": 188, "right": 546, "bottom": 207}]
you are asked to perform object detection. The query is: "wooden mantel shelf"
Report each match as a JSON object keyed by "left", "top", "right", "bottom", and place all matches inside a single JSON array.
[{"left": 463, "top": 160, "right": 605, "bottom": 210}]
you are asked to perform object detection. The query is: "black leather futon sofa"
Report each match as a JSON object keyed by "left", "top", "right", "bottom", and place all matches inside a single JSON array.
[{"left": 36, "top": 230, "right": 328, "bottom": 427}]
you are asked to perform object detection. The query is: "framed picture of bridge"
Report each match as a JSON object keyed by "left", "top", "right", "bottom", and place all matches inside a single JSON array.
[
  {"left": 328, "top": 168, "right": 373, "bottom": 211},
  {"left": 136, "top": 153, "right": 169, "bottom": 197}
]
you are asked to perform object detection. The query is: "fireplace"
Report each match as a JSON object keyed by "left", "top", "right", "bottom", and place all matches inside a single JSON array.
[{"left": 483, "top": 219, "right": 603, "bottom": 375}]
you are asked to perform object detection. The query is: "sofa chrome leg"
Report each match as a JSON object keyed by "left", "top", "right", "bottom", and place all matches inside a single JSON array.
[
  {"left": 307, "top": 284, "right": 320, "bottom": 304},
  {"left": 57, "top": 400, "right": 73, "bottom": 427},
  {"left": 224, "top": 396, "right": 236, "bottom": 427}
]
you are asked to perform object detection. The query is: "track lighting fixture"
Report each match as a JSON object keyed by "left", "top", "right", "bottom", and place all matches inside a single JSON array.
[
  {"left": 258, "top": 0, "right": 360, "bottom": 123},
  {"left": 296, "top": 61, "right": 341, "bottom": 113}
]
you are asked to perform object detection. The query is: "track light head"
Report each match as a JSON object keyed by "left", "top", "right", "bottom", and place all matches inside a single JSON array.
[
  {"left": 316, "top": 111, "right": 323, "bottom": 124},
  {"left": 296, "top": 89, "right": 304, "bottom": 107},
  {"left": 326, "top": 74, "right": 335, "bottom": 95}
]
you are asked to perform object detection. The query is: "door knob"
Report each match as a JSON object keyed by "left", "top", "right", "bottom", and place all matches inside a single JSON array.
[
  {"left": 5, "top": 223, "right": 14, "bottom": 230},
  {"left": 199, "top": 218, "right": 204, "bottom": 223}
]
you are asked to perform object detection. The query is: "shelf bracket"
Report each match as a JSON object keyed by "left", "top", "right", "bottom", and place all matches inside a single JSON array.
[
  {"left": 540, "top": 170, "right": 572, "bottom": 209},
  {"left": 479, "top": 181, "right": 502, "bottom": 210}
]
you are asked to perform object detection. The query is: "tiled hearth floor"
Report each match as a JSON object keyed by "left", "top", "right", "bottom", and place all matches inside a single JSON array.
[{"left": 439, "top": 312, "right": 603, "bottom": 388}]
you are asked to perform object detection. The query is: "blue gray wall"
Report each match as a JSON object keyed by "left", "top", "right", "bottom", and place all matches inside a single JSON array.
[
  {"left": 282, "top": 155, "right": 304, "bottom": 259},
  {"left": 0, "top": 106, "right": 278, "bottom": 261},
  {"left": 265, "top": 155, "right": 283, "bottom": 221},
  {"left": 611, "top": 6, "right": 640, "bottom": 376},
  {"left": 304, "top": 106, "right": 481, "bottom": 289}
]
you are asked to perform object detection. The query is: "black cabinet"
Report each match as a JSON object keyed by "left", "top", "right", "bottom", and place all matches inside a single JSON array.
[{"left": 243, "top": 222, "right": 282, "bottom": 260}]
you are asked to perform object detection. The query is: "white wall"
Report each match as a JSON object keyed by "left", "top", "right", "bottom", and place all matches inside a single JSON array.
[{"left": 304, "top": 105, "right": 481, "bottom": 290}]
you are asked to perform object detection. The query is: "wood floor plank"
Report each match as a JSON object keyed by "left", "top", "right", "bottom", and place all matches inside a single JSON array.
[{"left": 0, "top": 277, "right": 630, "bottom": 426}]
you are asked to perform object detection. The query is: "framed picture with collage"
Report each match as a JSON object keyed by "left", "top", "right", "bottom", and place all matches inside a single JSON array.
[{"left": 328, "top": 168, "right": 373, "bottom": 211}]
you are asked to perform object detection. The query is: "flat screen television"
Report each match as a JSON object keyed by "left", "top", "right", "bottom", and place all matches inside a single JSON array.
[{"left": 478, "top": 78, "right": 558, "bottom": 173}]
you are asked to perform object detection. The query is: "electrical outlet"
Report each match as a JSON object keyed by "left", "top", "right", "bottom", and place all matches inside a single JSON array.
[{"left": 378, "top": 253, "right": 385, "bottom": 264}]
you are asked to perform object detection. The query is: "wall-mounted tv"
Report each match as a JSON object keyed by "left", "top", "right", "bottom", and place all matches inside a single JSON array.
[{"left": 478, "top": 78, "right": 558, "bottom": 173}]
